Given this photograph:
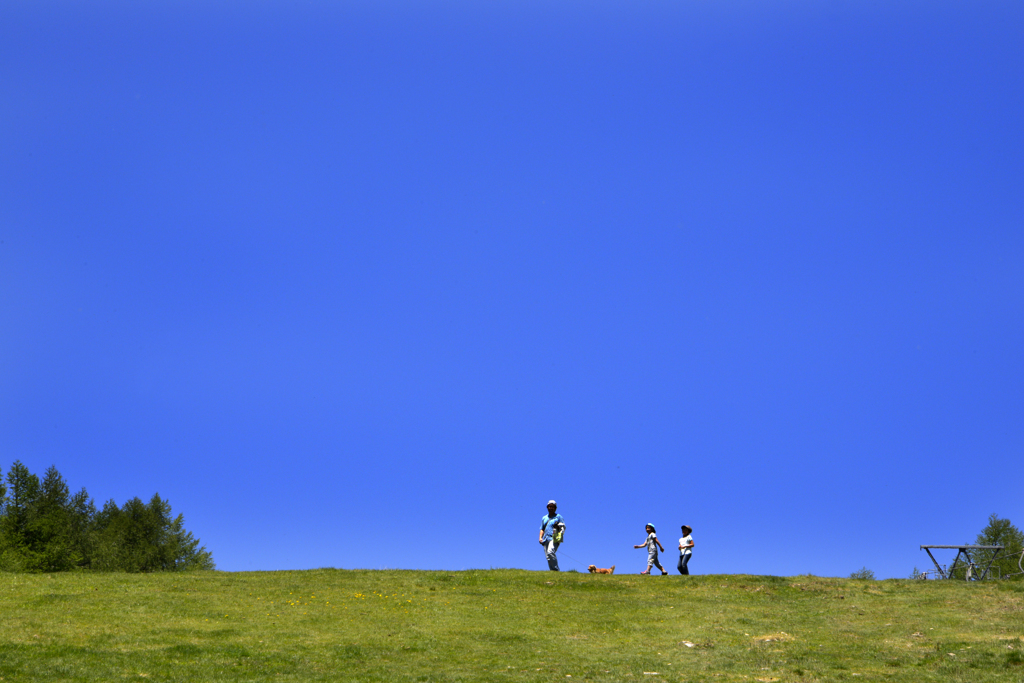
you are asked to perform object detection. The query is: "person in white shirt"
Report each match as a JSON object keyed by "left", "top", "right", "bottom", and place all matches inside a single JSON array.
[
  {"left": 678, "top": 525, "right": 695, "bottom": 575},
  {"left": 634, "top": 523, "right": 667, "bottom": 575}
]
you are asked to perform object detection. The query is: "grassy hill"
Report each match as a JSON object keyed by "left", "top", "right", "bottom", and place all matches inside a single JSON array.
[{"left": 1, "top": 569, "right": 1022, "bottom": 682}]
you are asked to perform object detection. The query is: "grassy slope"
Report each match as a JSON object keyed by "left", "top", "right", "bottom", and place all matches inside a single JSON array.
[{"left": 1, "top": 569, "right": 1022, "bottom": 682}]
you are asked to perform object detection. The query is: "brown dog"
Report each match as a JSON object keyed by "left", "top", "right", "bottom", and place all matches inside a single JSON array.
[{"left": 588, "top": 565, "right": 615, "bottom": 574}]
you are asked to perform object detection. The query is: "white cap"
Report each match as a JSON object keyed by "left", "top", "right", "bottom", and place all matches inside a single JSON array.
[{"left": 547, "top": 500, "right": 557, "bottom": 506}]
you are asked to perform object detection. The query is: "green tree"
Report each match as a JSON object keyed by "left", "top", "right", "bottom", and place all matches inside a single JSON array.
[
  {"left": 91, "top": 497, "right": 158, "bottom": 571},
  {"left": 3, "top": 461, "right": 40, "bottom": 538},
  {"left": 164, "top": 504, "right": 215, "bottom": 571},
  {"left": 0, "top": 464, "right": 95, "bottom": 572},
  {"left": 90, "top": 499, "right": 126, "bottom": 571},
  {"left": 0, "top": 462, "right": 41, "bottom": 570},
  {"left": 849, "top": 567, "right": 875, "bottom": 580},
  {"left": 91, "top": 494, "right": 214, "bottom": 572},
  {"left": 30, "top": 466, "right": 87, "bottom": 572},
  {"left": 0, "top": 464, "right": 7, "bottom": 568},
  {"left": 67, "top": 487, "right": 97, "bottom": 567},
  {"left": 973, "top": 514, "right": 1024, "bottom": 579}
]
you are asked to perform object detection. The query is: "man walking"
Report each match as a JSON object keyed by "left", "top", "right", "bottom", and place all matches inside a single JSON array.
[{"left": 539, "top": 500, "right": 565, "bottom": 571}]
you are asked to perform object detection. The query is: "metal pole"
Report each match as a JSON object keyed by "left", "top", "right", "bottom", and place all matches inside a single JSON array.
[
  {"left": 948, "top": 549, "right": 965, "bottom": 580},
  {"left": 978, "top": 547, "right": 1003, "bottom": 581},
  {"left": 923, "top": 547, "right": 946, "bottom": 579}
]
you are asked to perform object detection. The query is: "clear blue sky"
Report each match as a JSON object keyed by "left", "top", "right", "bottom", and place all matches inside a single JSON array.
[{"left": 2, "top": 1, "right": 1021, "bottom": 579}]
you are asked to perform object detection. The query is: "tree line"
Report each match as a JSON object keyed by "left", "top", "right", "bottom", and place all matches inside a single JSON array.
[{"left": 0, "top": 461, "right": 214, "bottom": 573}]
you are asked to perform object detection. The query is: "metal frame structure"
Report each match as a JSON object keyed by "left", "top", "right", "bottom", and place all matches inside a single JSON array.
[
  {"left": 920, "top": 545, "right": 1004, "bottom": 581},
  {"left": 1008, "top": 549, "right": 1024, "bottom": 579}
]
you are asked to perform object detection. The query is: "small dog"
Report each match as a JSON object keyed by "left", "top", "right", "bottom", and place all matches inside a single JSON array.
[{"left": 588, "top": 564, "right": 616, "bottom": 575}]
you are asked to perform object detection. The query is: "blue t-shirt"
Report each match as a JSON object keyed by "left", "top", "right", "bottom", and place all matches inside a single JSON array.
[{"left": 540, "top": 513, "right": 564, "bottom": 541}]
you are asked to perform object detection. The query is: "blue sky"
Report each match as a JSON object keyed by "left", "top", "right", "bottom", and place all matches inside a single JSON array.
[{"left": 1, "top": 1, "right": 1021, "bottom": 578}]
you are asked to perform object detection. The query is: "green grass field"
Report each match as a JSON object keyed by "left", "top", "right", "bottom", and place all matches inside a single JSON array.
[{"left": 1, "top": 569, "right": 1022, "bottom": 682}]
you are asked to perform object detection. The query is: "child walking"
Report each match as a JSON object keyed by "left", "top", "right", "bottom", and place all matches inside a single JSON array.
[
  {"left": 634, "top": 523, "right": 668, "bottom": 575},
  {"left": 678, "top": 525, "right": 695, "bottom": 575}
]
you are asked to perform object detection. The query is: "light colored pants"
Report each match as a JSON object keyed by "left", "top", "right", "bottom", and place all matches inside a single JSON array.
[
  {"left": 648, "top": 551, "right": 664, "bottom": 572},
  {"left": 545, "top": 539, "right": 560, "bottom": 571}
]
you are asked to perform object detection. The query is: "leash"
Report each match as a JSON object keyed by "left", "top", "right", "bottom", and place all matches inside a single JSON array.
[{"left": 555, "top": 549, "right": 589, "bottom": 571}]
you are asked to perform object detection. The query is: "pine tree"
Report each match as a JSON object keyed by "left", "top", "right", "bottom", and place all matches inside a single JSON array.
[
  {"left": 32, "top": 466, "right": 82, "bottom": 572},
  {"left": 0, "top": 462, "right": 41, "bottom": 570},
  {"left": 141, "top": 494, "right": 214, "bottom": 571},
  {"left": 93, "top": 496, "right": 160, "bottom": 572},
  {"left": 90, "top": 494, "right": 214, "bottom": 572},
  {"left": 3, "top": 461, "right": 40, "bottom": 538},
  {"left": 67, "top": 487, "right": 97, "bottom": 567},
  {"left": 91, "top": 499, "right": 126, "bottom": 571},
  {"left": 164, "top": 504, "right": 215, "bottom": 570},
  {"left": 0, "top": 464, "right": 7, "bottom": 567}
]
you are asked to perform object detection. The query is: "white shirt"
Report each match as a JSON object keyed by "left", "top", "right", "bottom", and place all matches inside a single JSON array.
[{"left": 679, "top": 534, "right": 693, "bottom": 556}]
